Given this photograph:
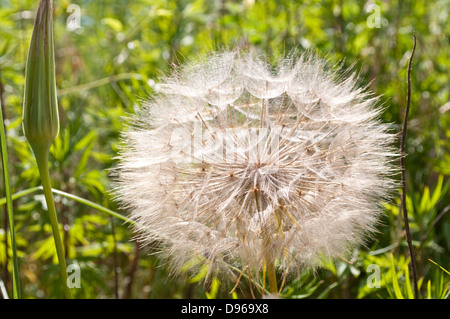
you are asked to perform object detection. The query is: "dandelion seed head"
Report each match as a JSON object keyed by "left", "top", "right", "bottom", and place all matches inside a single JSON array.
[{"left": 114, "top": 50, "right": 397, "bottom": 284}]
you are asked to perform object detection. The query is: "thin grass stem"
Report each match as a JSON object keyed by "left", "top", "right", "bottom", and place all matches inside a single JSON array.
[
  {"left": 253, "top": 189, "right": 278, "bottom": 294},
  {"left": 0, "top": 100, "right": 20, "bottom": 298},
  {"left": 0, "top": 186, "right": 133, "bottom": 225},
  {"left": 34, "top": 149, "right": 72, "bottom": 299}
]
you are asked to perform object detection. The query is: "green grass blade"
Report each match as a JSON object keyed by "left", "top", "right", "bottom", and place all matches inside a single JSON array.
[
  {"left": 0, "top": 186, "right": 133, "bottom": 225},
  {"left": 0, "top": 186, "right": 41, "bottom": 206},
  {"left": 404, "top": 261, "right": 414, "bottom": 299},
  {"left": 0, "top": 99, "right": 21, "bottom": 299},
  {"left": 428, "top": 259, "right": 450, "bottom": 276},
  {"left": 50, "top": 188, "right": 133, "bottom": 225},
  {"left": 0, "top": 274, "right": 9, "bottom": 299},
  {"left": 35, "top": 151, "right": 72, "bottom": 299},
  {"left": 390, "top": 254, "right": 404, "bottom": 299}
]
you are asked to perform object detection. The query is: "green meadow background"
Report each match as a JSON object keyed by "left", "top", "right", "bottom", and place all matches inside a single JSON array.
[{"left": 0, "top": 0, "right": 449, "bottom": 298}]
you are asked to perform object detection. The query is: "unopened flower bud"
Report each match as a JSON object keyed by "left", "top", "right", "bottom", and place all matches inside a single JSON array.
[{"left": 22, "top": 0, "right": 59, "bottom": 154}]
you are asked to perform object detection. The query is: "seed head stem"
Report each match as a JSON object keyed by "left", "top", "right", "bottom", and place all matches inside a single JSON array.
[
  {"left": 253, "top": 188, "right": 278, "bottom": 294},
  {"left": 264, "top": 238, "right": 278, "bottom": 294}
]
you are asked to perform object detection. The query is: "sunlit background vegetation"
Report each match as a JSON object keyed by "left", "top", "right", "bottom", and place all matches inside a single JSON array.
[{"left": 0, "top": 0, "right": 449, "bottom": 298}]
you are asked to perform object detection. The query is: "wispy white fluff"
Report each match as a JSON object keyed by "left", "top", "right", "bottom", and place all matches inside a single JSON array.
[{"left": 114, "top": 51, "right": 398, "bottom": 286}]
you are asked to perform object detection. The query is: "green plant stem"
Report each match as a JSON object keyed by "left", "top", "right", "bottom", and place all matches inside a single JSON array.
[
  {"left": 0, "top": 187, "right": 41, "bottom": 206},
  {"left": 57, "top": 73, "right": 142, "bottom": 96},
  {"left": 34, "top": 149, "right": 72, "bottom": 299},
  {"left": 226, "top": 263, "right": 270, "bottom": 296},
  {"left": 0, "top": 186, "right": 133, "bottom": 225},
  {"left": 263, "top": 235, "right": 278, "bottom": 295},
  {"left": 51, "top": 188, "right": 133, "bottom": 224},
  {"left": 0, "top": 100, "right": 20, "bottom": 299},
  {"left": 253, "top": 189, "right": 278, "bottom": 295}
]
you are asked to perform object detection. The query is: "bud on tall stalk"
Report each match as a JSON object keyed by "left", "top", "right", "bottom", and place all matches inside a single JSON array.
[{"left": 22, "top": 0, "right": 71, "bottom": 299}]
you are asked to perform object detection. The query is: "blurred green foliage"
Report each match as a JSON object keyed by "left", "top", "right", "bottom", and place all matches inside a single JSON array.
[{"left": 0, "top": 0, "right": 448, "bottom": 298}]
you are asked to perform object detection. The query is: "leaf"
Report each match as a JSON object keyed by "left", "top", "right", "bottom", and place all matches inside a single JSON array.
[
  {"left": 102, "top": 18, "right": 123, "bottom": 32},
  {"left": 73, "top": 130, "right": 97, "bottom": 152},
  {"left": 418, "top": 186, "right": 430, "bottom": 215},
  {"left": 188, "top": 263, "right": 210, "bottom": 284},
  {"left": 316, "top": 282, "right": 339, "bottom": 299},
  {"left": 427, "top": 280, "right": 432, "bottom": 299},
  {"left": 74, "top": 133, "right": 96, "bottom": 178},
  {"left": 205, "top": 277, "right": 220, "bottom": 299},
  {"left": 33, "top": 236, "right": 57, "bottom": 261},
  {"left": 404, "top": 261, "right": 414, "bottom": 299},
  {"left": 428, "top": 259, "right": 450, "bottom": 275},
  {"left": 389, "top": 254, "right": 404, "bottom": 299},
  {"left": 290, "top": 279, "right": 323, "bottom": 299},
  {"left": 429, "top": 175, "right": 444, "bottom": 209}
]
